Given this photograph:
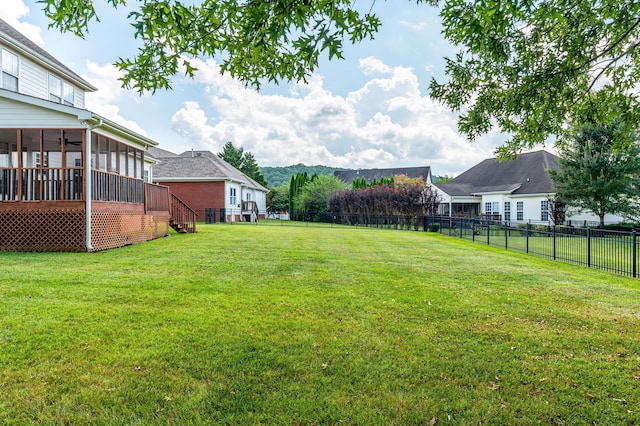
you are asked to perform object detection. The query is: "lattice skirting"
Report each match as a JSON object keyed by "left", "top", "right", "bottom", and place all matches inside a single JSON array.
[
  {"left": 90, "top": 210, "right": 170, "bottom": 252},
  {"left": 0, "top": 208, "right": 86, "bottom": 252}
]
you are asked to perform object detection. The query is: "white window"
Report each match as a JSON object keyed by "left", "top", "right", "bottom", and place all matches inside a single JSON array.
[
  {"left": 63, "top": 83, "right": 74, "bottom": 106},
  {"left": 541, "top": 200, "right": 549, "bottom": 222},
  {"left": 485, "top": 201, "right": 499, "bottom": 215},
  {"left": 504, "top": 201, "right": 511, "bottom": 221},
  {"left": 229, "top": 187, "right": 237, "bottom": 206},
  {"left": 49, "top": 74, "right": 62, "bottom": 103},
  {"left": 2, "top": 49, "right": 18, "bottom": 91},
  {"left": 516, "top": 201, "right": 524, "bottom": 221}
]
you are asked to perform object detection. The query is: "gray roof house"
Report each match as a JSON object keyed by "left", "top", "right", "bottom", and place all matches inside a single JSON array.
[
  {"left": 433, "top": 150, "right": 622, "bottom": 225},
  {"left": 434, "top": 150, "right": 559, "bottom": 223},
  {"left": 149, "top": 149, "right": 268, "bottom": 222}
]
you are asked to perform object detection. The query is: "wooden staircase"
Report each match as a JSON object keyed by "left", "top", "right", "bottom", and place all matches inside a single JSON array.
[{"left": 170, "top": 193, "right": 197, "bottom": 233}]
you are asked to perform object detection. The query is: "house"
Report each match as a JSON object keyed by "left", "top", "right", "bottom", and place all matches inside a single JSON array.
[
  {"left": 0, "top": 18, "right": 195, "bottom": 252},
  {"left": 334, "top": 166, "right": 432, "bottom": 185},
  {"left": 433, "top": 150, "right": 622, "bottom": 225},
  {"left": 149, "top": 149, "right": 268, "bottom": 222}
]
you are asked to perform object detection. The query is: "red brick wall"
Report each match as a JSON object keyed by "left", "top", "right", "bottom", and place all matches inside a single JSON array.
[{"left": 155, "top": 181, "right": 225, "bottom": 219}]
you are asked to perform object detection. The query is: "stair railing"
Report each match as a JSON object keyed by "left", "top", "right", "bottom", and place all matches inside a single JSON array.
[{"left": 170, "top": 193, "right": 197, "bottom": 233}]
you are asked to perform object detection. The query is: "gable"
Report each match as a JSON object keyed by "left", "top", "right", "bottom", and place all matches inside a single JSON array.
[
  {"left": 152, "top": 151, "right": 268, "bottom": 192},
  {"left": 0, "top": 18, "right": 96, "bottom": 92}
]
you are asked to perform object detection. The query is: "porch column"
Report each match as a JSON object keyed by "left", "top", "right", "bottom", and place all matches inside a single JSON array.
[{"left": 85, "top": 127, "right": 93, "bottom": 251}]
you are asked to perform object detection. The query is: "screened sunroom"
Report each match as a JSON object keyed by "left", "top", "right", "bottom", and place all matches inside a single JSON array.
[{"left": 0, "top": 124, "right": 180, "bottom": 252}]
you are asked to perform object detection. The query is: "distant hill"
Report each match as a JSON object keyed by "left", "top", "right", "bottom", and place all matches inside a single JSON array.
[
  {"left": 261, "top": 164, "right": 346, "bottom": 188},
  {"left": 261, "top": 164, "right": 452, "bottom": 188}
]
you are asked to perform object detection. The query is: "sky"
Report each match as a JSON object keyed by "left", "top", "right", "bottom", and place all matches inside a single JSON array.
[{"left": 0, "top": 1, "right": 522, "bottom": 177}]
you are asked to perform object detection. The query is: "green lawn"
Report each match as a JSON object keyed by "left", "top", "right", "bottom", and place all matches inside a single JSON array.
[{"left": 1, "top": 224, "right": 639, "bottom": 424}]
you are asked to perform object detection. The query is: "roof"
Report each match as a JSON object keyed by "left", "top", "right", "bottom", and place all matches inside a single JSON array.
[
  {"left": 437, "top": 150, "right": 559, "bottom": 197},
  {"left": 0, "top": 18, "right": 97, "bottom": 92},
  {"left": 147, "top": 146, "right": 179, "bottom": 158},
  {"left": 151, "top": 149, "right": 268, "bottom": 192},
  {"left": 334, "top": 166, "right": 432, "bottom": 184}
]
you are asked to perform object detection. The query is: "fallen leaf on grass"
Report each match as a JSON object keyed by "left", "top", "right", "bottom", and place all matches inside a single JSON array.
[
  {"left": 633, "top": 372, "right": 640, "bottom": 381},
  {"left": 430, "top": 416, "right": 438, "bottom": 425},
  {"left": 585, "top": 393, "right": 596, "bottom": 401}
]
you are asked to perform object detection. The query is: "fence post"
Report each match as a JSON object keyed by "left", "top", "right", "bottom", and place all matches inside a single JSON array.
[
  {"left": 633, "top": 230, "right": 637, "bottom": 278},
  {"left": 504, "top": 222, "right": 508, "bottom": 249},
  {"left": 587, "top": 228, "right": 591, "bottom": 268},
  {"left": 472, "top": 219, "right": 475, "bottom": 242},
  {"left": 526, "top": 223, "right": 530, "bottom": 253},
  {"left": 553, "top": 225, "right": 556, "bottom": 260},
  {"left": 487, "top": 221, "right": 490, "bottom": 246}
]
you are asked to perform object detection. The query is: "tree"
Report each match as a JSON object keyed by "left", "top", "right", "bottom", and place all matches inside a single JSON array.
[
  {"left": 429, "top": 0, "right": 640, "bottom": 157},
  {"left": 298, "top": 175, "right": 346, "bottom": 213},
  {"left": 548, "top": 123, "right": 640, "bottom": 227},
  {"left": 266, "top": 184, "right": 289, "bottom": 214},
  {"left": 41, "top": 0, "right": 381, "bottom": 92},
  {"left": 44, "top": 1, "right": 640, "bottom": 158},
  {"left": 217, "top": 142, "right": 244, "bottom": 169},
  {"left": 240, "top": 152, "right": 268, "bottom": 187},
  {"left": 218, "top": 142, "right": 268, "bottom": 187},
  {"left": 288, "top": 172, "right": 311, "bottom": 217}
]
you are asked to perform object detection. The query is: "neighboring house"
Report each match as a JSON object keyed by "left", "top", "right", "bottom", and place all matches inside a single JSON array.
[
  {"left": 433, "top": 150, "right": 622, "bottom": 225},
  {"left": 334, "top": 166, "right": 433, "bottom": 185},
  {"left": 0, "top": 18, "right": 193, "bottom": 252},
  {"left": 149, "top": 149, "right": 269, "bottom": 222}
]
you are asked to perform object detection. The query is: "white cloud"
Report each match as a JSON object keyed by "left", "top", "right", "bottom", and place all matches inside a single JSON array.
[
  {"left": 0, "top": 0, "right": 44, "bottom": 45},
  {"left": 82, "top": 61, "right": 148, "bottom": 136},
  {"left": 169, "top": 57, "right": 501, "bottom": 175}
]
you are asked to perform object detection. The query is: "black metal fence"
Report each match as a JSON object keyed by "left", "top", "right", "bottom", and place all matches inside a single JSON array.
[
  {"left": 281, "top": 213, "right": 640, "bottom": 278},
  {"left": 424, "top": 216, "right": 639, "bottom": 278}
]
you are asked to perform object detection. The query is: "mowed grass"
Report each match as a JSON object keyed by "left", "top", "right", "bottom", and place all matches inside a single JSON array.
[{"left": 1, "top": 224, "right": 640, "bottom": 425}]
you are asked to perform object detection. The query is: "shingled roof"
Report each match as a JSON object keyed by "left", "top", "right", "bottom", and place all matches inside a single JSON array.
[
  {"left": 0, "top": 18, "right": 97, "bottom": 92},
  {"left": 334, "top": 166, "right": 432, "bottom": 184},
  {"left": 150, "top": 149, "right": 267, "bottom": 192},
  {"left": 437, "top": 150, "right": 559, "bottom": 196}
]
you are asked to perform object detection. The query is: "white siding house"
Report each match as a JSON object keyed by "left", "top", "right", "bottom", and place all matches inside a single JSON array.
[
  {"left": 433, "top": 150, "right": 623, "bottom": 226},
  {"left": 0, "top": 17, "right": 185, "bottom": 252}
]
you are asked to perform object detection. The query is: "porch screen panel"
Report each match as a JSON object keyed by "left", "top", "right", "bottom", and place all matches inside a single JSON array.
[
  {"left": 21, "top": 130, "right": 40, "bottom": 201},
  {"left": 42, "top": 129, "right": 63, "bottom": 200},
  {"left": 64, "top": 130, "right": 83, "bottom": 200},
  {"left": 0, "top": 129, "right": 18, "bottom": 200},
  {"left": 119, "top": 144, "right": 128, "bottom": 202}
]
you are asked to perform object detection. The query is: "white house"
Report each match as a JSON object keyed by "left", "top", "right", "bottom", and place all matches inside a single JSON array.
[
  {"left": 0, "top": 18, "right": 190, "bottom": 251},
  {"left": 433, "top": 150, "right": 623, "bottom": 225}
]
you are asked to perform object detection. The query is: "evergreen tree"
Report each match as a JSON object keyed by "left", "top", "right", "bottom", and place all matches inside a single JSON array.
[
  {"left": 218, "top": 142, "right": 269, "bottom": 187},
  {"left": 240, "top": 152, "right": 268, "bottom": 187},
  {"left": 549, "top": 123, "right": 640, "bottom": 227},
  {"left": 217, "top": 142, "right": 244, "bottom": 169}
]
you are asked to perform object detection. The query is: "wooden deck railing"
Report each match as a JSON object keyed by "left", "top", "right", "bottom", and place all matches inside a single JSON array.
[
  {"left": 144, "top": 182, "right": 170, "bottom": 212},
  {"left": 170, "top": 193, "right": 197, "bottom": 233}
]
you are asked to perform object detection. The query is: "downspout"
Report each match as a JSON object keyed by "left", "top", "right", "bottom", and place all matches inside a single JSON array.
[{"left": 84, "top": 118, "right": 103, "bottom": 251}]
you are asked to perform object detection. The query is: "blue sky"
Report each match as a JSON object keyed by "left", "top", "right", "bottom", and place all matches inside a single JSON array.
[{"left": 1, "top": 1, "right": 513, "bottom": 176}]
